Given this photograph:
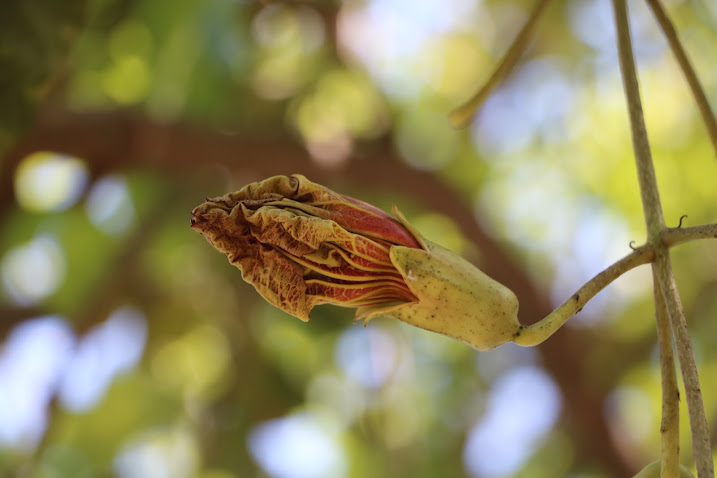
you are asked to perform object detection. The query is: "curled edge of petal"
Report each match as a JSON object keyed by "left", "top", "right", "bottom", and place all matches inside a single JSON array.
[{"left": 391, "top": 205, "right": 428, "bottom": 250}]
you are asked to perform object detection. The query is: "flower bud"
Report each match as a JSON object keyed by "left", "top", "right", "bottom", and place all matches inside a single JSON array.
[{"left": 191, "top": 174, "right": 521, "bottom": 351}]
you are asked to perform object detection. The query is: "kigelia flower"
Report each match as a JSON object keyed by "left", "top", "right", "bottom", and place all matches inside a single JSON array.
[{"left": 191, "top": 174, "right": 521, "bottom": 351}]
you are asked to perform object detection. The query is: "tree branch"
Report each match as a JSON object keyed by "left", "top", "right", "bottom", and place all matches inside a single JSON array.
[
  {"left": 448, "top": 0, "right": 553, "bottom": 127},
  {"left": 611, "top": 0, "right": 664, "bottom": 237},
  {"left": 654, "top": 269, "right": 680, "bottom": 478},
  {"left": 611, "top": 0, "right": 713, "bottom": 474},
  {"left": 663, "top": 224, "right": 717, "bottom": 247},
  {"left": 655, "top": 248, "right": 713, "bottom": 477}
]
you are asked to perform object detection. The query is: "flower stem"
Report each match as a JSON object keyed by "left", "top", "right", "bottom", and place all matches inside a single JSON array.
[
  {"left": 611, "top": 0, "right": 713, "bottom": 474},
  {"left": 513, "top": 245, "right": 653, "bottom": 346},
  {"left": 511, "top": 223, "right": 717, "bottom": 348},
  {"left": 449, "top": 0, "right": 553, "bottom": 127}
]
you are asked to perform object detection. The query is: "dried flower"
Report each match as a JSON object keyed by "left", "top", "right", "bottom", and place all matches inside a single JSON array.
[
  {"left": 190, "top": 174, "right": 421, "bottom": 321},
  {"left": 191, "top": 174, "right": 521, "bottom": 351}
]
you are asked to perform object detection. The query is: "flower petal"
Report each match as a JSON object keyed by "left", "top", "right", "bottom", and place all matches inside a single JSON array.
[
  {"left": 207, "top": 175, "right": 422, "bottom": 248},
  {"left": 190, "top": 177, "right": 420, "bottom": 320}
]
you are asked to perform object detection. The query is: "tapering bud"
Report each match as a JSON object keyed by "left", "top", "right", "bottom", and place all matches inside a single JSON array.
[{"left": 191, "top": 174, "right": 521, "bottom": 351}]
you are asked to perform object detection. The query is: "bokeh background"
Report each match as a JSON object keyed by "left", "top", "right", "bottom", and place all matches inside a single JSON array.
[{"left": 1, "top": 0, "right": 717, "bottom": 476}]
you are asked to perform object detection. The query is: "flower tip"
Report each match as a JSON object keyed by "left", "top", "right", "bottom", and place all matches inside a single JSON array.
[{"left": 189, "top": 207, "right": 208, "bottom": 230}]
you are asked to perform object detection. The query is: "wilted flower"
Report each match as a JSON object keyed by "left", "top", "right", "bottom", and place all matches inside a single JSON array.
[
  {"left": 191, "top": 174, "right": 522, "bottom": 351},
  {"left": 190, "top": 174, "right": 420, "bottom": 320}
]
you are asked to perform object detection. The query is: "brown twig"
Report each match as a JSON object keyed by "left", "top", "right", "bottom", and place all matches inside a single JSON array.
[{"left": 448, "top": 0, "right": 553, "bottom": 127}]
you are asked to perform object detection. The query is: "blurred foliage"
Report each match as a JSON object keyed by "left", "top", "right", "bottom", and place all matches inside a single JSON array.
[
  {"left": 0, "top": 0, "right": 87, "bottom": 156},
  {"left": 1, "top": 0, "right": 717, "bottom": 477}
]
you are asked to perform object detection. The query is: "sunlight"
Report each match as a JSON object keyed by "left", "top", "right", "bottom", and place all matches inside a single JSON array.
[
  {"left": 13, "top": 151, "right": 89, "bottom": 213},
  {"left": 568, "top": 0, "right": 666, "bottom": 72},
  {"left": 335, "top": 326, "right": 398, "bottom": 389},
  {"left": 338, "top": 0, "right": 480, "bottom": 98},
  {"left": 306, "top": 372, "right": 366, "bottom": 430},
  {"left": 150, "top": 325, "right": 230, "bottom": 400},
  {"left": 463, "top": 366, "right": 562, "bottom": 477},
  {"left": 102, "top": 19, "right": 153, "bottom": 105},
  {"left": 59, "top": 306, "right": 147, "bottom": 412},
  {"left": 114, "top": 426, "right": 199, "bottom": 478},
  {"left": 1, "top": 234, "right": 66, "bottom": 306},
  {"left": 471, "top": 59, "right": 575, "bottom": 156},
  {"left": 85, "top": 175, "right": 135, "bottom": 235},
  {"left": 605, "top": 386, "right": 656, "bottom": 453},
  {"left": 475, "top": 342, "right": 539, "bottom": 383},
  {"left": 0, "top": 317, "right": 74, "bottom": 450},
  {"left": 102, "top": 55, "right": 151, "bottom": 105},
  {"left": 248, "top": 412, "right": 346, "bottom": 478},
  {"left": 250, "top": 4, "right": 325, "bottom": 99}
]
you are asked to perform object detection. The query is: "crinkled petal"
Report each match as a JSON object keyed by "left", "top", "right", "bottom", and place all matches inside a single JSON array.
[
  {"left": 190, "top": 176, "right": 421, "bottom": 321},
  {"left": 207, "top": 174, "right": 422, "bottom": 248}
]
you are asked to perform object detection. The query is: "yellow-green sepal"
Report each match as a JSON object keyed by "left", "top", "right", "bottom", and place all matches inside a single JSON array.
[{"left": 357, "top": 239, "right": 521, "bottom": 351}]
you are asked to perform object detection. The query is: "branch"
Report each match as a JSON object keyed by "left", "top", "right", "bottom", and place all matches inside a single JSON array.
[
  {"left": 513, "top": 244, "right": 654, "bottom": 346},
  {"left": 663, "top": 223, "right": 717, "bottom": 246},
  {"left": 653, "top": 269, "right": 680, "bottom": 478},
  {"left": 611, "top": 0, "right": 713, "bottom": 474},
  {"left": 655, "top": 248, "right": 713, "bottom": 477},
  {"left": 448, "top": 0, "right": 553, "bottom": 127},
  {"left": 512, "top": 222, "right": 717, "bottom": 347},
  {"left": 645, "top": 0, "right": 717, "bottom": 157},
  {"left": 611, "top": 0, "right": 664, "bottom": 236}
]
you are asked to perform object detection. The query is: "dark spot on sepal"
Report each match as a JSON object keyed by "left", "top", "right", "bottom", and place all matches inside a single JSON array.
[{"left": 513, "top": 325, "right": 525, "bottom": 339}]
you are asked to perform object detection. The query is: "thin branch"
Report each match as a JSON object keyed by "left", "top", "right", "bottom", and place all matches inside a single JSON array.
[
  {"left": 513, "top": 222, "right": 717, "bottom": 347},
  {"left": 663, "top": 223, "right": 717, "bottom": 247},
  {"left": 653, "top": 270, "right": 680, "bottom": 478},
  {"left": 655, "top": 249, "right": 714, "bottom": 477},
  {"left": 645, "top": 0, "right": 717, "bottom": 157},
  {"left": 513, "top": 245, "right": 654, "bottom": 346},
  {"left": 611, "top": 0, "right": 713, "bottom": 474},
  {"left": 611, "top": 0, "right": 665, "bottom": 237},
  {"left": 448, "top": 0, "right": 553, "bottom": 127}
]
